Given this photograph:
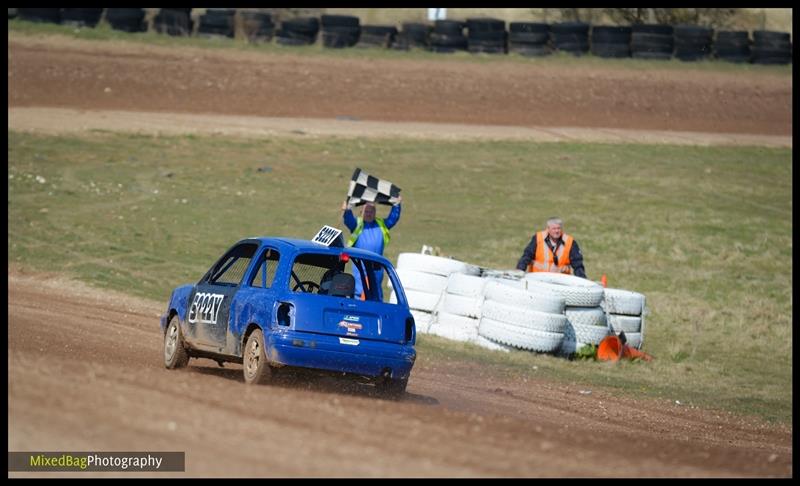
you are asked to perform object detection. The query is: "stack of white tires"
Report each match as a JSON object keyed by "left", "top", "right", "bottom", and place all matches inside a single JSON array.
[
  {"left": 477, "top": 279, "right": 567, "bottom": 353},
  {"left": 601, "top": 288, "right": 646, "bottom": 349},
  {"left": 429, "top": 272, "right": 484, "bottom": 343},
  {"left": 524, "top": 273, "right": 609, "bottom": 355},
  {"left": 390, "top": 253, "right": 479, "bottom": 334}
]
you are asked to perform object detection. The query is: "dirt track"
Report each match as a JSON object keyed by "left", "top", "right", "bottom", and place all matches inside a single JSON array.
[
  {"left": 8, "top": 270, "right": 792, "bottom": 477},
  {"left": 7, "top": 36, "right": 792, "bottom": 137}
]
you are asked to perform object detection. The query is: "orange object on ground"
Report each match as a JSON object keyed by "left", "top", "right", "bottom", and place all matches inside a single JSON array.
[
  {"left": 597, "top": 335, "right": 653, "bottom": 362},
  {"left": 601, "top": 274, "right": 607, "bottom": 287}
]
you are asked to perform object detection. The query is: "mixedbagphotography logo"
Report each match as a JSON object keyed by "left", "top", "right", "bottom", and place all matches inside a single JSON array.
[{"left": 8, "top": 452, "right": 185, "bottom": 472}]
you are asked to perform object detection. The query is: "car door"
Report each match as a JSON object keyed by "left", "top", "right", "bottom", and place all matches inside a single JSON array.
[
  {"left": 186, "top": 242, "right": 258, "bottom": 353},
  {"left": 227, "top": 246, "right": 282, "bottom": 355}
]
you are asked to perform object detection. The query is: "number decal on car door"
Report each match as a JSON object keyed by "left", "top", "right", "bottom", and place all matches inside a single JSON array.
[{"left": 187, "top": 292, "right": 225, "bottom": 325}]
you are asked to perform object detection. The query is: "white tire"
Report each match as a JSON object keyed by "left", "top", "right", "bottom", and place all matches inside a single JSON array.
[
  {"left": 478, "top": 318, "right": 563, "bottom": 353},
  {"left": 397, "top": 253, "right": 481, "bottom": 277},
  {"left": 525, "top": 273, "right": 604, "bottom": 307},
  {"left": 473, "top": 335, "right": 513, "bottom": 353},
  {"left": 428, "top": 312, "right": 479, "bottom": 342},
  {"left": 621, "top": 332, "right": 643, "bottom": 350},
  {"left": 607, "top": 314, "right": 641, "bottom": 333},
  {"left": 563, "top": 321, "right": 610, "bottom": 346},
  {"left": 483, "top": 280, "right": 565, "bottom": 315},
  {"left": 486, "top": 277, "right": 526, "bottom": 290},
  {"left": 395, "top": 268, "right": 448, "bottom": 294},
  {"left": 481, "top": 300, "right": 567, "bottom": 333},
  {"left": 565, "top": 306, "right": 607, "bottom": 328},
  {"left": 602, "top": 288, "right": 645, "bottom": 316},
  {"left": 392, "top": 289, "right": 442, "bottom": 312},
  {"left": 445, "top": 273, "right": 486, "bottom": 298},
  {"left": 410, "top": 310, "right": 432, "bottom": 334},
  {"left": 441, "top": 293, "right": 482, "bottom": 319}
]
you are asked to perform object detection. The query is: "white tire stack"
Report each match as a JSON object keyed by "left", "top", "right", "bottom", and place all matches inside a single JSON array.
[
  {"left": 392, "top": 253, "right": 480, "bottom": 335},
  {"left": 477, "top": 280, "right": 567, "bottom": 353},
  {"left": 524, "top": 273, "right": 609, "bottom": 355},
  {"left": 601, "top": 288, "right": 647, "bottom": 350},
  {"left": 429, "top": 272, "right": 486, "bottom": 345}
]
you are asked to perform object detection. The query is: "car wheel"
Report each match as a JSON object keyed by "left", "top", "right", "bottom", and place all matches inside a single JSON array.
[
  {"left": 377, "top": 376, "right": 408, "bottom": 399},
  {"left": 164, "top": 317, "right": 189, "bottom": 369},
  {"left": 243, "top": 329, "right": 273, "bottom": 385}
]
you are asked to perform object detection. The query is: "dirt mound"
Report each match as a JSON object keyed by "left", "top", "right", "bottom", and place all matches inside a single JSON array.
[{"left": 8, "top": 269, "right": 792, "bottom": 477}]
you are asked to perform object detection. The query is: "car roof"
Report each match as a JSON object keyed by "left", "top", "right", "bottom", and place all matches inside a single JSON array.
[{"left": 238, "top": 237, "right": 394, "bottom": 266}]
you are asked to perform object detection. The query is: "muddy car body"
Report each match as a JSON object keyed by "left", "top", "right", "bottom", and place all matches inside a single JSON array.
[{"left": 160, "top": 237, "right": 416, "bottom": 396}]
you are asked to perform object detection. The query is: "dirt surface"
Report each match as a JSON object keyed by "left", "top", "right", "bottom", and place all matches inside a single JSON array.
[
  {"left": 8, "top": 269, "right": 792, "bottom": 477},
  {"left": 8, "top": 107, "right": 792, "bottom": 148},
  {"left": 7, "top": 36, "right": 792, "bottom": 137}
]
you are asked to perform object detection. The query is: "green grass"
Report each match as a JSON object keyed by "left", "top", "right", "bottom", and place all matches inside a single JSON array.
[
  {"left": 8, "top": 18, "right": 793, "bottom": 75},
  {"left": 8, "top": 130, "right": 792, "bottom": 424}
]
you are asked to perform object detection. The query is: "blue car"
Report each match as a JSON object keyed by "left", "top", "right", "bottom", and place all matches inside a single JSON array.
[{"left": 160, "top": 236, "right": 416, "bottom": 397}]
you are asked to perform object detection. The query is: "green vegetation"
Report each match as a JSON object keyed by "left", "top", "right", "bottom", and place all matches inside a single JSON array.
[
  {"left": 8, "top": 18, "right": 792, "bottom": 75},
  {"left": 8, "top": 130, "right": 792, "bottom": 423}
]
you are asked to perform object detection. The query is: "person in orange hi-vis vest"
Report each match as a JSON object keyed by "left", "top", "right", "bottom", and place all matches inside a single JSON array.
[{"left": 515, "top": 217, "right": 587, "bottom": 278}]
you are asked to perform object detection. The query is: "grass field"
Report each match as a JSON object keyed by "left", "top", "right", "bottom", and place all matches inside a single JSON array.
[
  {"left": 8, "top": 19, "right": 793, "bottom": 76},
  {"left": 8, "top": 130, "right": 792, "bottom": 423}
]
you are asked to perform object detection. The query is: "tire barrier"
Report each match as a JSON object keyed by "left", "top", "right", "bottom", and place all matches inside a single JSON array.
[
  {"left": 321, "top": 14, "right": 360, "bottom": 48},
  {"left": 13, "top": 11, "right": 789, "bottom": 67},
  {"left": 197, "top": 8, "right": 235, "bottom": 39},
  {"left": 430, "top": 19, "right": 467, "bottom": 53},
  {"left": 674, "top": 24, "right": 714, "bottom": 61},
  {"left": 276, "top": 17, "right": 319, "bottom": 46},
  {"left": 551, "top": 22, "right": 590, "bottom": 56},
  {"left": 357, "top": 25, "right": 398, "bottom": 48},
  {"left": 428, "top": 311, "right": 480, "bottom": 343},
  {"left": 394, "top": 22, "right": 431, "bottom": 50},
  {"left": 410, "top": 309, "right": 433, "bottom": 334},
  {"left": 591, "top": 25, "right": 631, "bottom": 58},
  {"left": 153, "top": 8, "right": 193, "bottom": 37},
  {"left": 752, "top": 30, "right": 792, "bottom": 65},
  {"left": 508, "top": 22, "right": 550, "bottom": 57},
  {"left": 714, "top": 30, "right": 751, "bottom": 63},
  {"left": 524, "top": 273, "right": 604, "bottom": 308},
  {"left": 240, "top": 11, "right": 275, "bottom": 43},
  {"left": 105, "top": 8, "right": 147, "bottom": 33},
  {"left": 601, "top": 287, "right": 647, "bottom": 350},
  {"left": 631, "top": 24, "right": 674, "bottom": 60},
  {"left": 60, "top": 8, "right": 103, "bottom": 28},
  {"left": 466, "top": 17, "right": 507, "bottom": 55},
  {"left": 392, "top": 252, "right": 649, "bottom": 357},
  {"left": 18, "top": 8, "right": 61, "bottom": 24}
]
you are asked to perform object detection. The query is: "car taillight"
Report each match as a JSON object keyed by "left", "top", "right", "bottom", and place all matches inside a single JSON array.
[{"left": 405, "top": 316, "right": 415, "bottom": 344}]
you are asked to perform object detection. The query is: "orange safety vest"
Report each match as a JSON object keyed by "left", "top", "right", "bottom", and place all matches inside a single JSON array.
[{"left": 527, "top": 231, "right": 574, "bottom": 274}]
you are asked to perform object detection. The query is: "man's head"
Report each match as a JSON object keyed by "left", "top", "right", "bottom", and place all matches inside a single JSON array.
[
  {"left": 362, "top": 202, "right": 376, "bottom": 223},
  {"left": 545, "top": 217, "right": 563, "bottom": 240}
]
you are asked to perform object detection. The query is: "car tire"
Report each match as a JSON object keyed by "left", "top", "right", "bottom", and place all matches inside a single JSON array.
[
  {"left": 377, "top": 376, "right": 408, "bottom": 399},
  {"left": 243, "top": 329, "right": 273, "bottom": 385},
  {"left": 164, "top": 316, "right": 189, "bottom": 369}
]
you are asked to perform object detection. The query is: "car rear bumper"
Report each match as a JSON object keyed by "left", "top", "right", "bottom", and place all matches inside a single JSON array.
[{"left": 266, "top": 330, "right": 416, "bottom": 380}]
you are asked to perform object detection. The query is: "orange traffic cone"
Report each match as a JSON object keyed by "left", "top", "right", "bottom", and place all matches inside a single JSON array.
[
  {"left": 598, "top": 334, "right": 653, "bottom": 362},
  {"left": 600, "top": 274, "right": 607, "bottom": 288}
]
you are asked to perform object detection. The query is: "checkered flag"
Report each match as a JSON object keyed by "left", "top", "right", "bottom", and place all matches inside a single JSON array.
[{"left": 346, "top": 168, "right": 401, "bottom": 207}]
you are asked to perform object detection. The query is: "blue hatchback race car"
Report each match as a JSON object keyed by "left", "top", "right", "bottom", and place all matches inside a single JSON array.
[{"left": 160, "top": 235, "right": 416, "bottom": 397}]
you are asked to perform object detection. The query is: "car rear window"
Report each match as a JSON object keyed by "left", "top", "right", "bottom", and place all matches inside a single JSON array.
[{"left": 289, "top": 252, "right": 396, "bottom": 303}]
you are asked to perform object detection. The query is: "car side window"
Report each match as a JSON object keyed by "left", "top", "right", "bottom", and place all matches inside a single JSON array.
[
  {"left": 208, "top": 243, "right": 258, "bottom": 286},
  {"left": 250, "top": 248, "right": 280, "bottom": 288}
]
